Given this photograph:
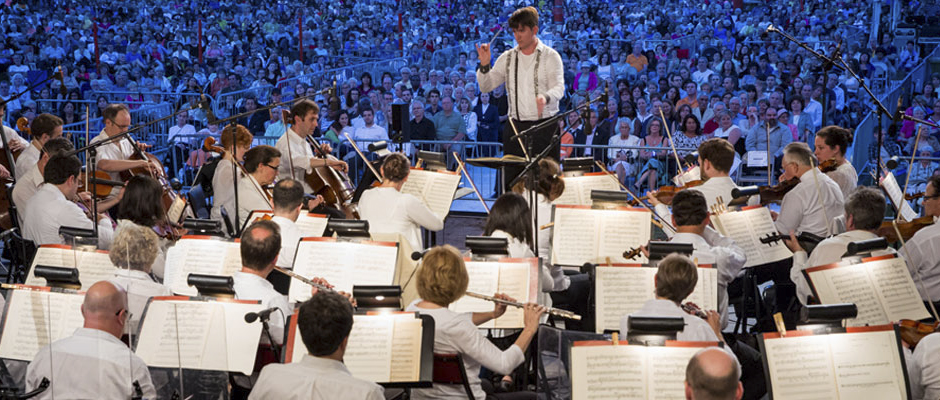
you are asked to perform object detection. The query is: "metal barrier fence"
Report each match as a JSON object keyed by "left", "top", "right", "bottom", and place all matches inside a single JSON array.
[
  {"left": 851, "top": 45, "right": 939, "bottom": 182},
  {"left": 61, "top": 102, "right": 177, "bottom": 155}
]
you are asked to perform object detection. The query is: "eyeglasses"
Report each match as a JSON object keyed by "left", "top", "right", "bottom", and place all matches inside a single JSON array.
[
  {"left": 108, "top": 119, "right": 130, "bottom": 129},
  {"left": 925, "top": 193, "right": 940, "bottom": 201},
  {"left": 263, "top": 163, "right": 280, "bottom": 170}
]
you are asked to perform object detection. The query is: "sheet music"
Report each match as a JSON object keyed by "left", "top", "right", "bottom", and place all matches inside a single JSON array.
[
  {"left": 867, "top": 258, "right": 931, "bottom": 321},
  {"left": 345, "top": 314, "right": 394, "bottom": 382},
  {"left": 594, "top": 266, "right": 719, "bottom": 333},
  {"left": 289, "top": 239, "right": 399, "bottom": 302},
  {"left": 673, "top": 166, "right": 701, "bottom": 186},
  {"left": 552, "top": 206, "right": 652, "bottom": 266},
  {"left": 449, "top": 259, "right": 534, "bottom": 329},
  {"left": 163, "top": 237, "right": 242, "bottom": 296},
  {"left": 388, "top": 317, "right": 423, "bottom": 382},
  {"left": 0, "top": 289, "right": 85, "bottom": 361},
  {"left": 295, "top": 213, "right": 329, "bottom": 237},
  {"left": 400, "top": 169, "right": 460, "bottom": 219},
  {"left": 134, "top": 299, "right": 264, "bottom": 375},
  {"left": 553, "top": 174, "right": 621, "bottom": 206},
  {"left": 762, "top": 328, "right": 907, "bottom": 400},
  {"left": 26, "top": 245, "right": 117, "bottom": 290},
  {"left": 570, "top": 343, "right": 710, "bottom": 400},
  {"left": 880, "top": 172, "right": 918, "bottom": 221},
  {"left": 713, "top": 207, "right": 791, "bottom": 267}
]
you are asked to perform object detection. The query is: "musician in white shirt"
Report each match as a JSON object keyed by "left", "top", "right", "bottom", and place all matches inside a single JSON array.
[
  {"left": 267, "top": 178, "right": 324, "bottom": 294},
  {"left": 237, "top": 145, "right": 279, "bottom": 228},
  {"left": 91, "top": 104, "right": 159, "bottom": 183},
  {"left": 249, "top": 291, "right": 384, "bottom": 400},
  {"left": 107, "top": 224, "right": 171, "bottom": 334},
  {"left": 668, "top": 190, "right": 747, "bottom": 327},
  {"left": 14, "top": 113, "right": 62, "bottom": 180},
  {"left": 21, "top": 153, "right": 114, "bottom": 248},
  {"left": 814, "top": 126, "right": 857, "bottom": 198},
  {"left": 620, "top": 253, "right": 724, "bottom": 342},
  {"left": 275, "top": 100, "right": 346, "bottom": 193},
  {"left": 909, "top": 332, "right": 940, "bottom": 400},
  {"left": 359, "top": 153, "right": 443, "bottom": 250},
  {"left": 774, "top": 142, "right": 845, "bottom": 237},
  {"left": 232, "top": 220, "right": 293, "bottom": 346},
  {"left": 900, "top": 175, "right": 940, "bottom": 309},
  {"left": 785, "top": 187, "right": 896, "bottom": 305},
  {"left": 406, "top": 245, "right": 545, "bottom": 400},
  {"left": 25, "top": 281, "right": 157, "bottom": 399},
  {"left": 211, "top": 124, "right": 253, "bottom": 229}
]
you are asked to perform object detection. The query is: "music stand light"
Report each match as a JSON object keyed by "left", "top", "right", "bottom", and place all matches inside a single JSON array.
[
  {"left": 182, "top": 218, "right": 224, "bottom": 236},
  {"left": 625, "top": 316, "right": 685, "bottom": 346},
  {"left": 465, "top": 236, "right": 509, "bottom": 260},
  {"left": 797, "top": 303, "right": 858, "bottom": 334},
  {"left": 562, "top": 157, "right": 594, "bottom": 177},
  {"left": 187, "top": 273, "right": 236, "bottom": 298},
  {"left": 417, "top": 150, "right": 447, "bottom": 172},
  {"left": 34, "top": 265, "right": 81, "bottom": 290},
  {"left": 326, "top": 219, "right": 371, "bottom": 239},
  {"left": 353, "top": 285, "right": 403, "bottom": 311}
]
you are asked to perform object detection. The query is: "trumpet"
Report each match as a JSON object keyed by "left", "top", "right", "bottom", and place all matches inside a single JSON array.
[
  {"left": 465, "top": 291, "right": 582, "bottom": 321},
  {"left": 273, "top": 266, "right": 334, "bottom": 293}
]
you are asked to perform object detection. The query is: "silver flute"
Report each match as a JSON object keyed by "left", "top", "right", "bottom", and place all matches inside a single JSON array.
[
  {"left": 465, "top": 291, "right": 582, "bottom": 320},
  {"left": 273, "top": 266, "right": 334, "bottom": 292}
]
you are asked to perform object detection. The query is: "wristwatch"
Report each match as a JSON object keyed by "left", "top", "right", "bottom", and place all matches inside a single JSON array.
[{"left": 477, "top": 64, "right": 491, "bottom": 74}]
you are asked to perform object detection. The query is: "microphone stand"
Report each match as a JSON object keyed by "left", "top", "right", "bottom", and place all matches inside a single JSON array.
[{"left": 256, "top": 312, "right": 282, "bottom": 362}]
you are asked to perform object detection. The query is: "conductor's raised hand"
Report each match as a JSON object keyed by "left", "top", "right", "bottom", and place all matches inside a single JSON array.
[{"left": 475, "top": 43, "right": 491, "bottom": 66}]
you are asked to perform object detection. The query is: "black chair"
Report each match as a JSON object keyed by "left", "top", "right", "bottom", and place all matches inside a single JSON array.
[
  {"left": 3, "top": 230, "right": 36, "bottom": 284},
  {"left": 187, "top": 185, "right": 210, "bottom": 219},
  {"left": 432, "top": 353, "right": 474, "bottom": 399}
]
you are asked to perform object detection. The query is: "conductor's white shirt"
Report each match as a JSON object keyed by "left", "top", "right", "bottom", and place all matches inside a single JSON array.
[
  {"left": 358, "top": 186, "right": 443, "bottom": 251},
  {"left": 233, "top": 271, "right": 291, "bottom": 345},
  {"left": 249, "top": 354, "right": 384, "bottom": 400},
  {"left": 476, "top": 38, "right": 565, "bottom": 122},
  {"left": 900, "top": 221, "right": 940, "bottom": 303},
  {"left": 25, "top": 327, "right": 157, "bottom": 400},
  {"left": 22, "top": 184, "right": 114, "bottom": 248}
]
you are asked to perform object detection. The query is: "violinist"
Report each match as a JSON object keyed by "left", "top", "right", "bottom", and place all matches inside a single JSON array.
[
  {"left": 91, "top": 104, "right": 159, "bottom": 184},
  {"left": 814, "top": 126, "right": 857, "bottom": 198},
  {"left": 909, "top": 331, "right": 940, "bottom": 400},
  {"left": 268, "top": 178, "right": 324, "bottom": 293},
  {"left": 21, "top": 153, "right": 114, "bottom": 248},
  {"left": 785, "top": 187, "right": 895, "bottom": 306},
  {"left": 237, "top": 145, "right": 281, "bottom": 228},
  {"left": 211, "top": 124, "right": 253, "bottom": 226},
  {"left": 14, "top": 113, "right": 63, "bottom": 180},
  {"left": 116, "top": 175, "right": 173, "bottom": 280},
  {"left": 275, "top": 99, "right": 346, "bottom": 194},
  {"left": 899, "top": 175, "right": 940, "bottom": 311},
  {"left": 774, "top": 142, "right": 844, "bottom": 238}
]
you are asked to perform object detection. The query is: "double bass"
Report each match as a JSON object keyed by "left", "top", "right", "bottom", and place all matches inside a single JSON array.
[{"left": 282, "top": 110, "right": 357, "bottom": 218}]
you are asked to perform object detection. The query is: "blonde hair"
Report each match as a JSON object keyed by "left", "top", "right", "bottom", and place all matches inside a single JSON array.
[
  {"left": 416, "top": 245, "right": 469, "bottom": 306},
  {"left": 109, "top": 224, "right": 160, "bottom": 272}
]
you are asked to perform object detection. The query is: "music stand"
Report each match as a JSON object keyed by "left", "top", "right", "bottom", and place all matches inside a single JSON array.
[
  {"left": 625, "top": 316, "right": 685, "bottom": 346},
  {"left": 561, "top": 157, "right": 594, "bottom": 177},
  {"left": 590, "top": 189, "right": 631, "bottom": 209},
  {"left": 416, "top": 151, "right": 447, "bottom": 172},
  {"left": 796, "top": 303, "right": 858, "bottom": 334},
  {"left": 187, "top": 273, "right": 235, "bottom": 298},
  {"left": 326, "top": 219, "right": 370, "bottom": 239},
  {"left": 464, "top": 236, "right": 509, "bottom": 261},
  {"left": 182, "top": 218, "right": 224, "bottom": 237}
]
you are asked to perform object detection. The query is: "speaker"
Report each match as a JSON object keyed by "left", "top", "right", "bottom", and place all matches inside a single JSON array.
[{"left": 391, "top": 103, "right": 410, "bottom": 141}]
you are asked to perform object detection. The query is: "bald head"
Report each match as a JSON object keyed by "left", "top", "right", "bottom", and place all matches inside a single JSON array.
[
  {"left": 685, "top": 348, "right": 742, "bottom": 400},
  {"left": 82, "top": 281, "right": 128, "bottom": 339}
]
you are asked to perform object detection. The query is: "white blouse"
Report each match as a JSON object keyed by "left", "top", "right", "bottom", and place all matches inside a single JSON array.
[{"left": 358, "top": 186, "right": 444, "bottom": 251}]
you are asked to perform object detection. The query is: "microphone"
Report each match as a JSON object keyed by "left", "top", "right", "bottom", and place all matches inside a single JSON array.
[
  {"left": 55, "top": 65, "right": 67, "bottom": 97},
  {"left": 411, "top": 249, "right": 430, "bottom": 261},
  {"left": 367, "top": 141, "right": 388, "bottom": 152},
  {"left": 199, "top": 94, "right": 217, "bottom": 125},
  {"left": 244, "top": 307, "right": 280, "bottom": 323},
  {"left": 731, "top": 186, "right": 759, "bottom": 199}
]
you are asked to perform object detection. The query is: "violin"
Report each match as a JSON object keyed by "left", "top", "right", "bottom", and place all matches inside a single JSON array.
[
  {"left": 731, "top": 177, "right": 800, "bottom": 206},
  {"left": 898, "top": 319, "right": 938, "bottom": 348},
  {"left": 818, "top": 159, "right": 839, "bottom": 173},
  {"left": 630, "top": 180, "right": 704, "bottom": 206},
  {"left": 759, "top": 231, "right": 826, "bottom": 247},
  {"left": 622, "top": 246, "right": 643, "bottom": 260},
  {"left": 905, "top": 192, "right": 924, "bottom": 201},
  {"left": 681, "top": 302, "right": 708, "bottom": 320},
  {"left": 877, "top": 216, "right": 934, "bottom": 243}
]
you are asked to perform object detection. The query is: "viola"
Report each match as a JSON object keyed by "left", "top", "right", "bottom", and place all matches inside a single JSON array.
[
  {"left": 877, "top": 216, "right": 934, "bottom": 243},
  {"left": 898, "top": 319, "right": 938, "bottom": 349},
  {"left": 78, "top": 170, "right": 124, "bottom": 199},
  {"left": 818, "top": 159, "right": 839, "bottom": 173},
  {"left": 630, "top": 180, "right": 705, "bottom": 206}
]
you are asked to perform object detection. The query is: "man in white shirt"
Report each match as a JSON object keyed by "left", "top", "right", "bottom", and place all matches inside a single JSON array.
[
  {"left": 909, "top": 332, "right": 940, "bottom": 400},
  {"left": 237, "top": 145, "right": 279, "bottom": 228},
  {"left": 774, "top": 142, "right": 845, "bottom": 237},
  {"left": 785, "top": 187, "right": 895, "bottom": 305},
  {"left": 267, "top": 178, "right": 323, "bottom": 294},
  {"left": 620, "top": 253, "right": 724, "bottom": 342},
  {"left": 801, "top": 84, "right": 823, "bottom": 129},
  {"left": 814, "top": 126, "right": 857, "bottom": 198},
  {"left": 12, "top": 138, "right": 72, "bottom": 221},
  {"left": 476, "top": 6, "right": 565, "bottom": 189},
  {"left": 25, "top": 281, "right": 157, "bottom": 399},
  {"left": 275, "top": 100, "right": 346, "bottom": 194},
  {"left": 685, "top": 347, "right": 743, "bottom": 400},
  {"left": 350, "top": 108, "right": 388, "bottom": 149},
  {"left": 249, "top": 291, "right": 384, "bottom": 400},
  {"left": 233, "top": 219, "right": 293, "bottom": 347},
  {"left": 667, "top": 190, "right": 747, "bottom": 327},
  {"left": 21, "top": 153, "right": 114, "bottom": 248},
  {"left": 92, "top": 104, "right": 159, "bottom": 183},
  {"left": 168, "top": 112, "right": 196, "bottom": 144},
  {"left": 900, "top": 175, "right": 940, "bottom": 310},
  {"left": 14, "top": 113, "right": 63, "bottom": 180}
]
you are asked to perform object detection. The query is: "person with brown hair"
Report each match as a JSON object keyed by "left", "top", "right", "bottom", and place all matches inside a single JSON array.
[
  {"left": 275, "top": 99, "right": 346, "bottom": 194},
  {"left": 406, "top": 245, "right": 545, "bottom": 399},
  {"left": 211, "top": 123, "right": 254, "bottom": 225},
  {"left": 15, "top": 112, "right": 63, "bottom": 180},
  {"left": 358, "top": 152, "right": 443, "bottom": 250},
  {"left": 814, "top": 125, "right": 857, "bottom": 198}
]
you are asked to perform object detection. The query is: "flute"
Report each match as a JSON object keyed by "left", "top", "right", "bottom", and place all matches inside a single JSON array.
[
  {"left": 465, "top": 291, "right": 582, "bottom": 321},
  {"left": 273, "top": 266, "right": 334, "bottom": 293}
]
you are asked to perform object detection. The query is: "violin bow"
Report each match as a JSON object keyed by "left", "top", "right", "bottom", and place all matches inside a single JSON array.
[
  {"left": 453, "top": 151, "right": 489, "bottom": 213},
  {"left": 658, "top": 108, "right": 685, "bottom": 171},
  {"left": 594, "top": 160, "right": 676, "bottom": 233}
]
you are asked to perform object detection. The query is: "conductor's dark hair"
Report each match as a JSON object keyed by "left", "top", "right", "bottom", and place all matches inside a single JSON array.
[
  {"left": 243, "top": 145, "right": 281, "bottom": 173},
  {"left": 42, "top": 137, "right": 74, "bottom": 156},
  {"left": 844, "top": 187, "right": 885, "bottom": 231},
  {"left": 698, "top": 138, "right": 734, "bottom": 173},
  {"left": 119, "top": 175, "right": 166, "bottom": 227},
  {"left": 289, "top": 99, "right": 320, "bottom": 123},
  {"left": 240, "top": 220, "right": 281, "bottom": 271},
  {"left": 298, "top": 291, "right": 354, "bottom": 356},
  {"left": 509, "top": 6, "right": 539, "bottom": 30},
  {"left": 816, "top": 125, "right": 853, "bottom": 156},
  {"left": 102, "top": 103, "right": 129, "bottom": 121},
  {"left": 43, "top": 154, "right": 81, "bottom": 185},
  {"left": 483, "top": 193, "right": 533, "bottom": 246},
  {"left": 382, "top": 153, "right": 411, "bottom": 182},
  {"left": 671, "top": 190, "right": 708, "bottom": 226},
  {"left": 273, "top": 178, "right": 305, "bottom": 211}
]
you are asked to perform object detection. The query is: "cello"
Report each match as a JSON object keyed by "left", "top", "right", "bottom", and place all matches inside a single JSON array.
[{"left": 118, "top": 131, "right": 188, "bottom": 233}]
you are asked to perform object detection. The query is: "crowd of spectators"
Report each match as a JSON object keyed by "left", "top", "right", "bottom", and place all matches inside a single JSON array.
[{"left": 0, "top": 0, "right": 935, "bottom": 190}]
